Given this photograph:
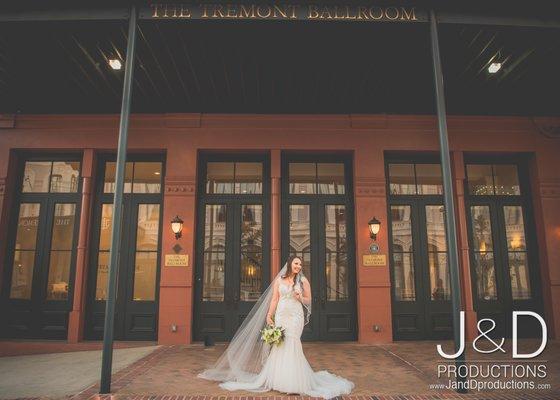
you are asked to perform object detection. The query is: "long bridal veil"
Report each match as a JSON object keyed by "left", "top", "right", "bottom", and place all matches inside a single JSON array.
[{"left": 198, "top": 261, "right": 310, "bottom": 383}]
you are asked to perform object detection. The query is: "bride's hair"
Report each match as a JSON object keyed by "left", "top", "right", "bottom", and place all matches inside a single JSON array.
[{"left": 282, "top": 255, "right": 302, "bottom": 289}]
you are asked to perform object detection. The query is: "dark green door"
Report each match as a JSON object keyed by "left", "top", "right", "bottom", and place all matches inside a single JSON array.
[
  {"left": 386, "top": 160, "right": 452, "bottom": 341},
  {"left": 465, "top": 160, "right": 543, "bottom": 338},
  {"left": 1, "top": 158, "right": 81, "bottom": 339},
  {"left": 86, "top": 158, "right": 163, "bottom": 341},
  {"left": 388, "top": 200, "right": 452, "bottom": 340},
  {"left": 193, "top": 155, "right": 270, "bottom": 342},
  {"left": 282, "top": 154, "right": 357, "bottom": 341}
]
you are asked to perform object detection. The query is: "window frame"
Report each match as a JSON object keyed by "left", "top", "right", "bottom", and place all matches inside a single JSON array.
[
  {"left": 85, "top": 153, "right": 165, "bottom": 340},
  {"left": 384, "top": 153, "right": 453, "bottom": 340},
  {"left": 386, "top": 155, "right": 444, "bottom": 197},
  {"left": 2, "top": 153, "right": 82, "bottom": 309},
  {"left": 463, "top": 154, "right": 542, "bottom": 312},
  {"left": 465, "top": 160, "right": 523, "bottom": 197},
  {"left": 90, "top": 153, "right": 165, "bottom": 303},
  {"left": 198, "top": 152, "right": 270, "bottom": 200},
  {"left": 283, "top": 153, "right": 352, "bottom": 199}
]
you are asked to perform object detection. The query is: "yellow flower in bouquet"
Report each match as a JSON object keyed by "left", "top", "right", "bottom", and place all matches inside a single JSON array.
[{"left": 260, "top": 325, "right": 285, "bottom": 346}]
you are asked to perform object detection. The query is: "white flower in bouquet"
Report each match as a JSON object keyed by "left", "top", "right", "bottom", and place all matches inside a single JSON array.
[{"left": 260, "top": 325, "right": 285, "bottom": 346}]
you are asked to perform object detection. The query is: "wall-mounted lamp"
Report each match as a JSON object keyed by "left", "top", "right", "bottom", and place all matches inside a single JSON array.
[
  {"left": 171, "top": 215, "right": 184, "bottom": 239},
  {"left": 368, "top": 217, "right": 381, "bottom": 241}
]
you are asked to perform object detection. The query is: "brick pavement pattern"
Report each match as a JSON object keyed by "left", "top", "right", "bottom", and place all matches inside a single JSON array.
[{"left": 5, "top": 340, "right": 560, "bottom": 400}]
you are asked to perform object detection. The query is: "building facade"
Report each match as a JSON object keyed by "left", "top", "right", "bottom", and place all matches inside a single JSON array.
[{"left": 1, "top": 113, "right": 559, "bottom": 344}]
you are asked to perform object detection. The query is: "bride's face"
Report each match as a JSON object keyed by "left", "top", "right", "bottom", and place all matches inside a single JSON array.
[{"left": 291, "top": 258, "right": 302, "bottom": 274}]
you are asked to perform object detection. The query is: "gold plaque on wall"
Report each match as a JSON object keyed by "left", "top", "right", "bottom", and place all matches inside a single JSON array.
[
  {"left": 165, "top": 254, "right": 189, "bottom": 267},
  {"left": 363, "top": 254, "right": 386, "bottom": 267}
]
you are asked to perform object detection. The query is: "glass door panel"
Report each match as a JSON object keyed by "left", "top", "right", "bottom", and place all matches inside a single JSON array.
[
  {"left": 240, "top": 205, "right": 263, "bottom": 301},
  {"left": 46, "top": 203, "right": 76, "bottom": 300},
  {"left": 503, "top": 206, "right": 531, "bottom": 300},
  {"left": 203, "top": 205, "right": 226, "bottom": 302},
  {"left": 324, "top": 205, "right": 348, "bottom": 301},
  {"left": 469, "top": 205, "right": 498, "bottom": 301},
  {"left": 289, "top": 205, "right": 311, "bottom": 277},
  {"left": 425, "top": 205, "right": 449, "bottom": 301},
  {"left": 132, "top": 204, "right": 160, "bottom": 301},
  {"left": 390, "top": 205, "right": 416, "bottom": 301},
  {"left": 95, "top": 204, "right": 113, "bottom": 301},
  {"left": 10, "top": 203, "right": 41, "bottom": 300}
]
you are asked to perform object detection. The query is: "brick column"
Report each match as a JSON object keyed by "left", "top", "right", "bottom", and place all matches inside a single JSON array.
[
  {"left": 68, "top": 149, "right": 95, "bottom": 343},
  {"left": 452, "top": 151, "right": 477, "bottom": 341},
  {"left": 354, "top": 149, "right": 392, "bottom": 343},
  {"left": 271, "top": 149, "right": 281, "bottom": 277},
  {"left": 158, "top": 149, "right": 197, "bottom": 344},
  {"left": 530, "top": 150, "right": 560, "bottom": 339},
  {"left": 535, "top": 180, "right": 560, "bottom": 339}
]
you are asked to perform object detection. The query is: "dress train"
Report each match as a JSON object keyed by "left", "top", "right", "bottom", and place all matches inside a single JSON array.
[{"left": 218, "top": 282, "right": 354, "bottom": 399}]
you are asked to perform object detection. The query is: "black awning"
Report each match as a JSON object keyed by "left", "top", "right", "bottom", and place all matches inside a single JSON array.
[{"left": 0, "top": 17, "right": 558, "bottom": 116}]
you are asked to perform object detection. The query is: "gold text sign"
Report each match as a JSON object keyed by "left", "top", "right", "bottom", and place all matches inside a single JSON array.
[
  {"left": 145, "top": 4, "right": 425, "bottom": 22},
  {"left": 165, "top": 254, "right": 189, "bottom": 267},
  {"left": 362, "top": 254, "right": 386, "bottom": 267}
]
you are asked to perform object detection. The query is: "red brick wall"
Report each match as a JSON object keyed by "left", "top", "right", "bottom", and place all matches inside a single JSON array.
[{"left": 0, "top": 113, "right": 558, "bottom": 344}]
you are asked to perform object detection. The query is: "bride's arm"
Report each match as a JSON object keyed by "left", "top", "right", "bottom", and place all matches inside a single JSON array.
[
  {"left": 299, "top": 277, "right": 312, "bottom": 305},
  {"left": 266, "top": 279, "right": 280, "bottom": 325}
]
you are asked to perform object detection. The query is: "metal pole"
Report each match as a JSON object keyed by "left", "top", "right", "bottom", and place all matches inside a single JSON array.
[
  {"left": 99, "top": 4, "right": 138, "bottom": 394},
  {"left": 429, "top": 9, "right": 467, "bottom": 393}
]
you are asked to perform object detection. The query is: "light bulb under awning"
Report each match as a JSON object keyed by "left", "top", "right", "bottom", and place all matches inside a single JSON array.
[
  {"left": 109, "top": 59, "right": 122, "bottom": 70},
  {"left": 488, "top": 62, "right": 502, "bottom": 74}
]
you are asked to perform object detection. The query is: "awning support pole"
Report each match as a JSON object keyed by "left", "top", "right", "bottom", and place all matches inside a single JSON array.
[
  {"left": 429, "top": 9, "right": 467, "bottom": 393},
  {"left": 99, "top": 4, "right": 138, "bottom": 394}
]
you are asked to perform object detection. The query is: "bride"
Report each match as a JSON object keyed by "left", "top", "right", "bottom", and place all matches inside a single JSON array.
[{"left": 198, "top": 255, "right": 354, "bottom": 399}]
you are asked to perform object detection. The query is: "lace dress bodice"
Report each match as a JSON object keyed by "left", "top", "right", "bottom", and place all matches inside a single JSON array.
[
  {"left": 275, "top": 281, "right": 304, "bottom": 339},
  {"left": 279, "top": 282, "right": 295, "bottom": 300}
]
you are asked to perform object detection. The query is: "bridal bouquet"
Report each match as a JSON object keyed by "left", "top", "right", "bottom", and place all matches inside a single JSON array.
[{"left": 260, "top": 325, "right": 285, "bottom": 346}]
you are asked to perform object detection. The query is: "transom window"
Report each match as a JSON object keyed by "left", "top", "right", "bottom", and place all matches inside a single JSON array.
[
  {"left": 466, "top": 164, "right": 521, "bottom": 196},
  {"left": 22, "top": 161, "right": 80, "bottom": 193},
  {"left": 288, "top": 162, "right": 345, "bottom": 194},
  {"left": 103, "top": 161, "right": 162, "bottom": 193},
  {"left": 206, "top": 162, "right": 263, "bottom": 194},
  {"left": 388, "top": 163, "right": 443, "bottom": 195}
]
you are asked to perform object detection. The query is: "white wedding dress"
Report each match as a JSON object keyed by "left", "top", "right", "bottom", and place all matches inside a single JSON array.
[{"left": 219, "top": 281, "right": 354, "bottom": 399}]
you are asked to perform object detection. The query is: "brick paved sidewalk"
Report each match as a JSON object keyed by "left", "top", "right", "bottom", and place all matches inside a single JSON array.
[{"left": 63, "top": 340, "right": 559, "bottom": 400}]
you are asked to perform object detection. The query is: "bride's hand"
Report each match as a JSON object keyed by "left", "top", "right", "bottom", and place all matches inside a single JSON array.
[{"left": 266, "top": 314, "right": 274, "bottom": 326}]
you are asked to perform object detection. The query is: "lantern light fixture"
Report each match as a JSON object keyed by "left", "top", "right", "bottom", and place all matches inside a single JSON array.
[
  {"left": 171, "top": 215, "right": 184, "bottom": 239},
  {"left": 368, "top": 217, "right": 381, "bottom": 241}
]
